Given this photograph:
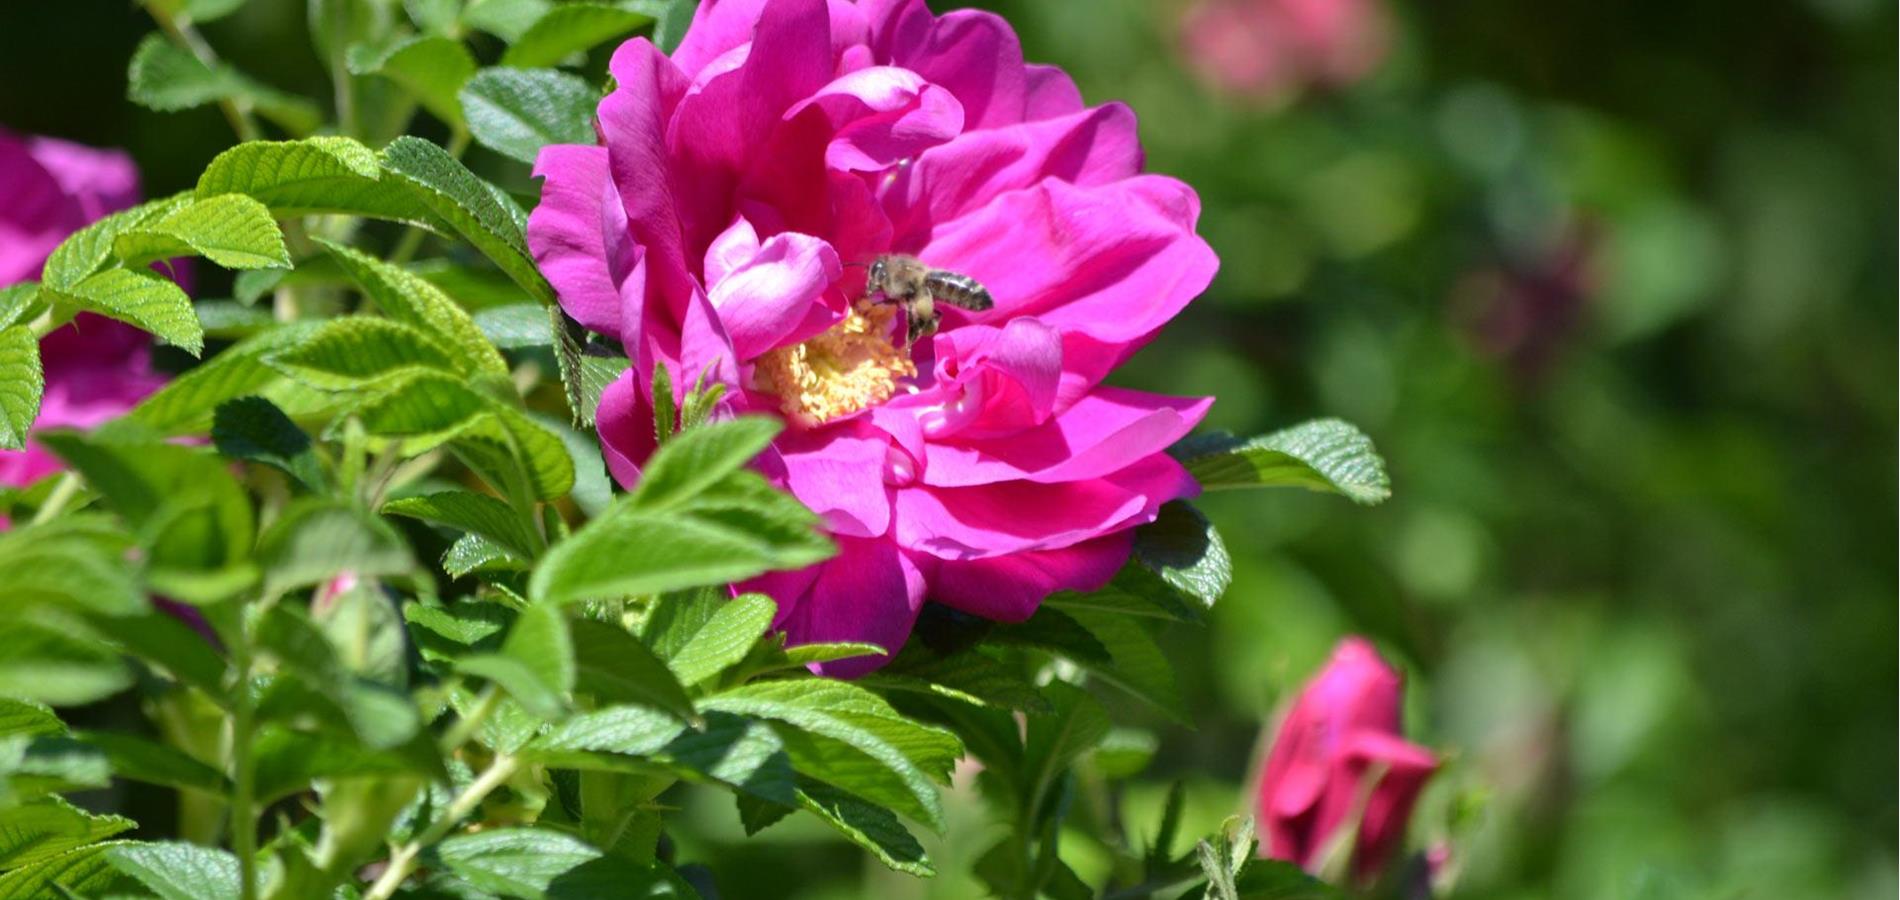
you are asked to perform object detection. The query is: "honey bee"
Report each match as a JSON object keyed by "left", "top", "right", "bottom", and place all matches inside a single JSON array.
[{"left": 863, "top": 254, "right": 994, "bottom": 345}]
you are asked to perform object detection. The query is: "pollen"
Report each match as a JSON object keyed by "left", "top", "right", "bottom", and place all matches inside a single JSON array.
[{"left": 755, "top": 300, "right": 916, "bottom": 427}]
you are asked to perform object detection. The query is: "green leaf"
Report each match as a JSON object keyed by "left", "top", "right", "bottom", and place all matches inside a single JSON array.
[
  {"left": 459, "top": 603, "right": 572, "bottom": 719},
  {"left": 700, "top": 680, "right": 953, "bottom": 830},
  {"left": 195, "top": 299, "right": 275, "bottom": 338},
  {"left": 630, "top": 416, "right": 781, "bottom": 510},
  {"left": 1021, "top": 681, "right": 1110, "bottom": 823},
  {"left": 196, "top": 137, "right": 435, "bottom": 222},
  {"left": 256, "top": 498, "right": 414, "bottom": 596},
  {"left": 405, "top": 0, "right": 462, "bottom": 33},
  {"left": 0, "top": 327, "right": 41, "bottom": 452},
  {"left": 866, "top": 647, "right": 1049, "bottom": 714},
  {"left": 250, "top": 726, "right": 437, "bottom": 804},
  {"left": 378, "top": 137, "right": 556, "bottom": 306},
  {"left": 432, "top": 828, "right": 696, "bottom": 899},
  {"left": 383, "top": 490, "right": 540, "bottom": 559},
  {"left": 404, "top": 600, "right": 511, "bottom": 662},
  {"left": 1176, "top": 419, "right": 1391, "bottom": 505},
  {"left": 256, "top": 607, "right": 423, "bottom": 750},
  {"left": 441, "top": 532, "right": 530, "bottom": 578},
  {"left": 569, "top": 619, "right": 696, "bottom": 723},
  {"left": 530, "top": 475, "right": 833, "bottom": 606},
  {"left": 463, "top": 0, "right": 551, "bottom": 40},
  {"left": 112, "top": 193, "right": 291, "bottom": 271},
  {"left": 126, "top": 34, "right": 320, "bottom": 134},
  {"left": 1127, "top": 501, "right": 1232, "bottom": 612},
  {"left": 501, "top": 3, "right": 652, "bottom": 67},
  {"left": 128, "top": 322, "right": 326, "bottom": 434},
  {"left": 0, "top": 284, "right": 45, "bottom": 331},
  {"left": 793, "top": 778, "right": 934, "bottom": 877},
  {"left": 41, "top": 200, "right": 175, "bottom": 291},
  {"left": 665, "top": 593, "right": 775, "bottom": 686},
  {"left": 1060, "top": 607, "right": 1187, "bottom": 723},
  {"left": 268, "top": 317, "right": 460, "bottom": 390},
  {"left": 318, "top": 240, "right": 509, "bottom": 377},
  {"left": 530, "top": 706, "right": 795, "bottom": 805},
  {"left": 346, "top": 369, "right": 574, "bottom": 500},
  {"left": 41, "top": 268, "right": 203, "bottom": 355},
  {"left": 0, "top": 843, "right": 140, "bottom": 899},
  {"left": 461, "top": 67, "right": 598, "bottom": 164},
  {"left": 36, "top": 433, "right": 254, "bottom": 583},
  {"left": 0, "top": 700, "right": 64, "bottom": 740},
  {"left": 0, "top": 519, "right": 142, "bottom": 617},
  {"left": 90, "top": 612, "right": 228, "bottom": 702},
  {"left": 0, "top": 620, "right": 130, "bottom": 707},
  {"left": 72, "top": 732, "right": 230, "bottom": 795},
  {"left": 0, "top": 798, "right": 134, "bottom": 870},
  {"left": 347, "top": 35, "right": 477, "bottom": 127},
  {"left": 475, "top": 302, "right": 553, "bottom": 348},
  {"left": 551, "top": 308, "right": 628, "bottom": 427},
  {"left": 211, "top": 396, "right": 322, "bottom": 487},
  {"left": 1186, "top": 856, "right": 1342, "bottom": 900},
  {"left": 105, "top": 841, "right": 240, "bottom": 900},
  {"left": 649, "top": 0, "right": 693, "bottom": 53}
]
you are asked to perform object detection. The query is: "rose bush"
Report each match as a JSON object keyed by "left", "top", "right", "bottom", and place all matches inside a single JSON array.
[{"left": 531, "top": 0, "right": 1219, "bottom": 671}]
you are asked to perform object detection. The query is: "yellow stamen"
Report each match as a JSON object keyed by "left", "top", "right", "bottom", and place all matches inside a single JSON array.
[{"left": 755, "top": 300, "right": 916, "bottom": 427}]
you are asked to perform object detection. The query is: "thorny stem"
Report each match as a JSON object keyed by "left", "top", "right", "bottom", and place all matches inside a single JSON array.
[
  {"left": 362, "top": 753, "right": 520, "bottom": 900},
  {"left": 150, "top": 13, "right": 261, "bottom": 142}
]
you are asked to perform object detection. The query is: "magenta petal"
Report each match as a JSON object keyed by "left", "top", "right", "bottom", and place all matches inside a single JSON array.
[
  {"left": 773, "top": 536, "right": 925, "bottom": 677},
  {"left": 924, "top": 387, "right": 1212, "bottom": 487},
  {"left": 671, "top": 0, "right": 771, "bottom": 77},
  {"left": 26, "top": 135, "right": 139, "bottom": 222},
  {"left": 876, "top": 8, "right": 1028, "bottom": 130},
  {"left": 894, "top": 454, "right": 1196, "bottom": 560},
  {"left": 928, "top": 531, "right": 1132, "bottom": 622},
  {"left": 924, "top": 317, "right": 1063, "bottom": 440},
  {"left": 774, "top": 422, "right": 894, "bottom": 538},
  {"left": 922, "top": 176, "right": 1218, "bottom": 348},
  {"left": 1022, "top": 64, "right": 1086, "bottom": 121},
  {"left": 594, "top": 370, "right": 659, "bottom": 489},
  {"left": 529, "top": 145, "right": 638, "bottom": 340},
  {"left": 883, "top": 103, "right": 1143, "bottom": 248},
  {"left": 784, "top": 66, "right": 965, "bottom": 173},
  {"left": 708, "top": 230, "right": 842, "bottom": 360}
]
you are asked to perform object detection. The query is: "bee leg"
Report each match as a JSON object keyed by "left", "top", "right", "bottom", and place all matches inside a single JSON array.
[{"left": 907, "top": 307, "right": 939, "bottom": 347}]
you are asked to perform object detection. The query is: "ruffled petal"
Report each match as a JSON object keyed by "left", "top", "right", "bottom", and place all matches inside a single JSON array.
[
  {"left": 772, "top": 536, "right": 925, "bottom": 677},
  {"left": 594, "top": 369, "right": 660, "bottom": 488},
  {"left": 923, "top": 387, "right": 1212, "bottom": 487},
  {"left": 772, "top": 421, "right": 894, "bottom": 538},
  {"left": 867, "top": 4, "right": 1029, "bottom": 130},
  {"left": 921, "top": 316, "right": 1062, "bottom": 441},
  {"left": 893, "top": 454, "right": 1196, "bottom": 559},
  {"left": 883, "top": 103, "right": 1143, "bottom": 248},
  {"left": 707, "top": 228, "right": 843, "bottom": 359},
  {"left": 926, "top": 531, "right": 1131, "bottom": 621},
  {"left": 529, "top": 144, "right": 639, "bottom": 340}
]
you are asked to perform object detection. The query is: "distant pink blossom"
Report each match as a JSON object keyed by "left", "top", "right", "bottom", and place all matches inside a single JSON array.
[
  {"left": 0, "top": 128, "right": 167, "bottom": 490},
  {"left": 529, "top": 0, "right": 1217, "bottom": 673},
  {"left": 1180, "top": 0, "right": 1388, "bottom": 101},
  {"left": 1257, "top": 637, "right": 1438, "bottom": 883}
]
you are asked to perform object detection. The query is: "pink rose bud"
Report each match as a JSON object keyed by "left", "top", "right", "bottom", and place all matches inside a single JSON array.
[
  {"left": 1256, "top": 637, "right": 1438, "bottom": 884},
  {"left": 1180, "top": 0, "right": 1389, "bottom": 101}
]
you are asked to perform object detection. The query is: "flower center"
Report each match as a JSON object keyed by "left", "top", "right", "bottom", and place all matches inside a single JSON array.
[{"left": 755, "top": 300, "right": 915, "bottom": 427}]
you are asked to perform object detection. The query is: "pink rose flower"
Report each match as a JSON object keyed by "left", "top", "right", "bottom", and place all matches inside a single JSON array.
[
  {"left": 0, "top": 128, "right": 167, "bottom": 490},
  {"left": 1256, "top": 637, "right": 1438, "bottom": 884},
  {"left": 528, "top": 0, "right": 1217, "bottom": 674},
  {"left": 1180, "top": 0, "right": 1388, "bottom": 101}
]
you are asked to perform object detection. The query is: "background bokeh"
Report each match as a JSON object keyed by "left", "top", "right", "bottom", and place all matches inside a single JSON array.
[{"left": 1, "top": 0, "right": 1892, "bottom": 897}]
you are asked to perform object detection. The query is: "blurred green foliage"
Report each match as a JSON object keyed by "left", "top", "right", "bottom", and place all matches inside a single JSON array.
[{"left": 0, "top": 0, "right": 1890, "bottom": 897}]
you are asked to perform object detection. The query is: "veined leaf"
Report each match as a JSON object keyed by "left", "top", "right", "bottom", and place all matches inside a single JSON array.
[
  {"left": 113, "top": 193, "right": 291, "bottom": 271},
  {"left": 379, "top": 137, "right": 556, "bottom": 306},
  {"left": 41, "top": 268, "right": 203, "bottom": 355},
  {"left": 629, "top": 416, "right": 781, "bottom": 510},
  {"left": 268, "top": 316, "right": 461, "bottom": 389},
  {"left": 105, "top": 841, "right": 241, "bottom": 900},
  {"left": 432, "top": 827, "right": 696, "bottom": 899},
  {"left": 126, "top": 34, "right": 320, "bottom": 134},
  {"left": 500, "top": 4, "right": 652, "bottom": 68},
  {"left": 0, "top": 327, "right": 41, "bottom": 452},
  {"left": 0, "top": 699, "right": 64, "bottom": 740},
  {"left": 794, "top": 779, "right": 933, "bottom": 877},
  {"left": 210, "top": 395, "right": 323, "bottom": 487},
  {"left": 318, "top": 240, "right": 509, "bottom": 377},
  {"left": 1175, "top": 419, "right": 1391, "bottom": 504},
  {"left": 461, "top": 67, "right": 598, "bottom": 164},
  {"left": 665, "top": 593, "right": 775, "bottom": 686},
  {"left": 0, "top": 283, "right": 45, "bottom": 331},
  {"left": 0, "top": 842, "right": 141, "bottom": 899},
  {"left": 529, "top": 706, "right": 795, "bottom": 805},
  {"left": 569, "top": 619, "right": 695, "bottom": 723},
  {"left": 71, "top": 732, "right": 231, "bottom": 795},
  {"left": 128, "top": 321, "right": 328, "bottom": 434},
  {"left": 196, "top": 137, "right": 435, "bottom": 222},
  {"left": 551, "top": 308, "right": 628, "bottom": 427},
  {"left": 40, "top": 199, "right": 177, "bottom": 291},
  {"left": 347, "top": 35, "right": 477, "bottom": 127},
  {"left": 346, "top": 369, "right": 574, "bottom": 501},
  {"left": 0, "top": 798, "right": 134, "bottom": 870},
  {"left": 458, "top": 603, "right": 572, "bottom": 720},
  {"left": 383, "top": 490, "right": 540, "bottom": 559},
  {"left": 463, "top": 0, "right": 551, "bottom": 40},
  {"left": 700, "top": 680, "right": 952, "bottom": 830}
]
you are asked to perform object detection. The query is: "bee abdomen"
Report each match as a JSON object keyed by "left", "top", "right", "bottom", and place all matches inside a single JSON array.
[{"left": 923, "top": 271, "right": 994, "bottom": 311}]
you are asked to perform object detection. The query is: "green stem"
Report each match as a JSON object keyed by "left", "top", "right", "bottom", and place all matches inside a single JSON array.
[
  {"left": 362, "top": 753, "right": 519, "bottom": 900},
  {"left": 28, "top": 472, "right": 82, "bottom": 526},
  {"left": 438, "top": 684, "right": 502, "bottom": 755},
  {"left": 151, "top": 13, "right": 261, "bottom": 141},
  {"left": 228, "top": 632, "right": 259, "bottom": 900}
]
